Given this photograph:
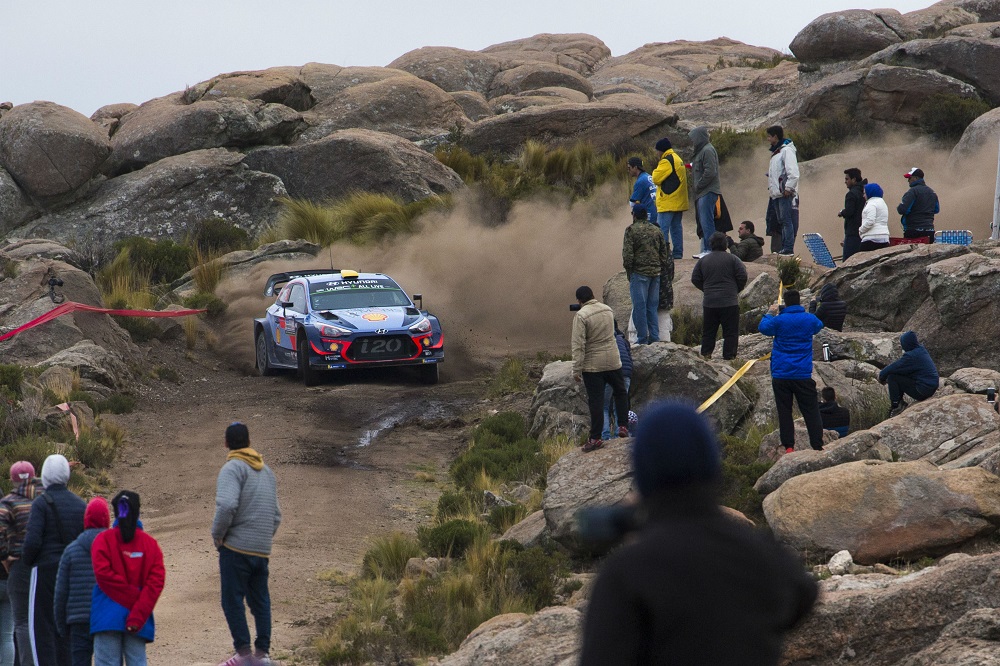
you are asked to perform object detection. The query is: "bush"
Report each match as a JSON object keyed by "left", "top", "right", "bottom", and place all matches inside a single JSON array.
[
  {"left": 450, "top": 434, "right": 545, "bottom": 491},
  {"left": 790, "top": 114, "right": 876, "bottom": 161},
  {"left": 718, "top": 423, "right": 776, "bottom": 522},
  {"left": 487, "top": 504, "right": 527, "bottom": 534},
  {"left": 189, "top": 218, "right": 250, "bottom": 255},
  {"left": 436, "top": 489, "right": 477, "bottom": 521},
  {"left": 712, "top": 127, "right": 762, "bottom": 163},
  {"left": 0, "top": 364, "right": 23, "bottom": 400},
  {"left": 0, "top": 436, "right": 58, "bottom": 495},
  {"left": 504, "top": 542, "right": 570, "bottom": 610},
  {"left": 474, "top": 412, "right": 526, "bottom": 443},
  {"left": 361, "top": 532, "right": 423, "bottom": 581},
  {"left": 182, "top": 292, "right": 228, "bottom": 318},
  {"left": 417, "top": 519, "right": 486, "bottom": 558},
  {"left": 486, "top": 358, "right": 533, "bottom": 398},
  {"left": 919, "top": 94, "right": 992, "bottom": 142},
  {"left": 670, "top": 305, "right": 703, "bottom": 347},
  {"left": 72, "top": 429, "right": 120, "bottom": 469},
  {"left": 68, "top": 389, "right": 97, "bottom": 413},
  {"left": 97, "top": 394, "right": 136, "bottom": 415},
  {"left": 190, "top": 250, "right": 226, "bottom": 295},
  {"left": 110, "top": 237, "right": 192, "bottom": 284}
]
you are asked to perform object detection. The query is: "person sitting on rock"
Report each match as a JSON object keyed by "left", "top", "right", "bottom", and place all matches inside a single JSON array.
[
  {"left": 807, "top": 283, "right": 846, "bottom": 332},
  {"left": 818, "top": 387, "right": 850, "bottom": 438},
  {"left": 727, "top": 220, "right": 764, "bottom": 262},
  {"left": 878, "top": 331, "right": 939, "bottom": 417},
  {"left": 580, "top": 401, "right": 818, "bottom": 666}
]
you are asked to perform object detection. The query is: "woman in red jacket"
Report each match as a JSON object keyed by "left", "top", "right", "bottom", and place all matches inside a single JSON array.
[{"left": 90, "top": 491, "right": 165, "bottom": 666}]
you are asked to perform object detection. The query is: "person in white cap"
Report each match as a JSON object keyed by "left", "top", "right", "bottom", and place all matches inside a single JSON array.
[{"left": 898, "top": 167, "right": 939, "bottom": 243}]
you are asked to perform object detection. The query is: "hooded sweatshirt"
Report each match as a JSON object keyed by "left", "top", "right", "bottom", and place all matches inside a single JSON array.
[
  {"left": 767, "top": 139, "right": 799, "bottom": 199},
  {"left": 808, "top": 283, "right": 847, "bottom": 332},
  {"left": 688, "top": 127, "right": 721, "bottom": 200},
  {"left": 878, "top": 332, "right": 939, "bottom": 394},
  {"left": 860, "top": 184, "right": 890, "bottom": 243},
  {"left": 212, "top": 447, "right": 282, "bottom": 557}
]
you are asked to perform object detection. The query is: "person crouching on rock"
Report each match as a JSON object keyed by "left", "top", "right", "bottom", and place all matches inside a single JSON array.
[
  {"left": 819, "top": 387, "right": 851, "bottom": 439},
  {"left": 878, "top": 331, "right": 939, "bottom": 418},
  {"left": 572, "top": 286, "right": 629, "bottom": 452},
  {"left": 579, "top": 401, "right": 818, "bottom": 665}
]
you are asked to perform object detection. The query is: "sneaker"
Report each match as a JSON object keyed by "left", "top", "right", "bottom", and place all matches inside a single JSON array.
[
  {"left": 888, "top": 401, "right": 908, "bottom": 418},
  {"left": 785, "top": 447, "right": 795, "bottom": 454},
  {"left": 253, "top": 651, "right": 274, "bottom": 666},
  {"left": 617, "top": 426, "right": 629, "bottom": 438},
  {"left": 218, "top": 654, "right": 250, "bottom": 666},
  {"left": 692, "top": 252, "right": 708, "bottom": 259},
  {"left": 582, "top": 438, "right": 604, "bottom": 453},
  {"left": 777, "top": 250, "right": 795, "bottom": 256}
]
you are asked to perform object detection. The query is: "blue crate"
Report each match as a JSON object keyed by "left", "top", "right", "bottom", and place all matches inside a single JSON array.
[{"left": 802, "top": 233, "right": 837, "bottom": 268}]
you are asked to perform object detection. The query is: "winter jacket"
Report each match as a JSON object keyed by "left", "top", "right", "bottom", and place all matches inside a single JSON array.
[
  {"left": 21, "top": 484, "right": 85, "bottom": 568},
  {"left": 689, "top": 127, "right": 721, "bottom": 200},
  {"left": 878, "top": 331, "right": 939, "bottom": 395},
  {"left": 54, "top": 527, "right": 103, "bottom": 631},
  {"left": 691, "top": 251, "right": 748, "bottom": 308},
  {"left": 615, "top": 331, "right": 633, "bottom": 379},
  {"left": 212, "top": 449, "right": 282, "bottom": 558},
  {"left": 841, "top": 182, "right": 865, "bottom": 236},
  {"left": 651, "top": 149, "right": 689, "bottom": 212},
  {"left": 808, "top": 283, "right": 847, "bottom": 332},
  {"left": 767, "top": 140, "right": 799, "bottom": 199},
  {"left": 759, "top": 305, "right": 824, "bottom": 380},
  {"left": 91, "top": 521, "right": 165, "bottom": 641},
  {"left": 728, "top": 234, "right": 764, "bottom": 262},
  {"left": 897, "top": 179, "right": 939, "bottom": 231},
  {"left": 580, "top": 485, "right": 817, "bottom": 666},
  {"left": 819, "top": 400, "right": 851, "bottom": 436},
  {"left": 623, "top": 219, "right": 668, "bottom": 278},
  {"left": 860, "top": 197, "right": 890, "bottom": 242},
  {"left": 630, "top": 171, "right": 658, "bottom": 224},
  {"left": 0, "top": 478, "right": 42, "bottom": 567},
  {"left": 571, "top": 300, "right": 622, "bottom": 375}
]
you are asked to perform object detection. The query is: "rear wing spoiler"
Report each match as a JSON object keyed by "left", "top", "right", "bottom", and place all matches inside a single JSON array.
[{"left": 263, "top": 270, "right": 342, "bottom": 297}]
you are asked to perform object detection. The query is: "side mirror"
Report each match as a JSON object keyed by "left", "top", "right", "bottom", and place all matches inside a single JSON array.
[{"left": 412, "top": 294, "right": 423, "bottom": 309}]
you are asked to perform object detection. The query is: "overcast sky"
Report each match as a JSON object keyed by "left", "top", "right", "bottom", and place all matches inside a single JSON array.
[{"left": 4, "top": 0, "right": 934, "bottom": 117}]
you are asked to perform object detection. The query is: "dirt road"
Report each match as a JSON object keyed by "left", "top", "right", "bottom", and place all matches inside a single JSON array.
[{"left": 110, "top": 343, "right": 481, "bottom": 664}]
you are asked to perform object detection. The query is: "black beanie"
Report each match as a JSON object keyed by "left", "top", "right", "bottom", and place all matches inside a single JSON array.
[
  {"left": 632, "top": 401, "right": 721, "bottom": 497},
  {"left": 112, "top": 490, "right": 141, "bottom": 543},
  {"left": 655, "top": 137, "right": 672, "bottom": 152}
]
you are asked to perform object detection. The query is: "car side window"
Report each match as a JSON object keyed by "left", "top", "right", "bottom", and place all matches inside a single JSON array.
[
  {"left": 276, "top": 285, "right": 291, "bottom": 306},
  {"left": 290, "top": 284, "right": 307, "bottom": 313}
]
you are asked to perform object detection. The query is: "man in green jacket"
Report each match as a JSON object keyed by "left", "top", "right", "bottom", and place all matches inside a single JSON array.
[
  {"left": 623, "top": 206, "right": 668, "bottom": 346},
  {"left": 727, "top": 221, "right": 765, "bottom": 262}
]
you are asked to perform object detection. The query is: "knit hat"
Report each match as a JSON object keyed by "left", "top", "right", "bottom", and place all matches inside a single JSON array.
[
  {"left": 631, "top": 204, "right": 648, "bottom": 220},
  {"left": 9, "top": 461, "right": 34, "bottom": 484},
  {"left": 40, "top": 454, "right": 70, "bottom": 489},
  {"left": 655, "top": 137, "right": 672, "bottom": 152},
  {"left": 84, "top": 497, "right": 110, "bottom": 529},
  {"left": 225, "top": 422, "right": 250, "bottom": 450},
  {"left": 112, "top": 490, "right": 141, "bottom": 543},
  {"left": 632, "top": 401, "right": 721, "bottom": 497},
  {"left": 864, "top": 183, "right": 883, "bottom": 199}
]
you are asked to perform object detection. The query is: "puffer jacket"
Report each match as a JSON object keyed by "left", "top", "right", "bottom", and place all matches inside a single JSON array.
[
  {"left": 623, "top": 219, "right": 668, "bottom": 278},
  {"left": 572, "top": 300, "right": 622, "bottom": 375},
  {"left": 688, "top": 127, "right": 721, "bottom": 200},
  {"left": 878, "top": 331, "right": 939, "bottom": 395},
  {"left": 897, "top": 178, "right": 939, "bottom": 231},
  {"left": 651, "top": 149, "right": 689, "bottom": 212},
  {"left": 758, "top": 305, "right": 824, "bottom": 379},
  {"left": 91, "top": 521, "right": 165, "bottom": 641},
  {"left": 860, "top": 197, "right": 890, "bottom": 241},
  {"left": 767, "top": 140, "right": 799, "bottom": 199},
  {"left": 54, "top": 527, "right": 104, "bottom": 630},
  {"left": 808, "top": 283, "right": 847, "bottom": 332},
  {"left": 21, "top": 484, "right": 85, "bottom": 568},
  {"left": 615, "top": 331, "right": 633, "bottom": 379}
]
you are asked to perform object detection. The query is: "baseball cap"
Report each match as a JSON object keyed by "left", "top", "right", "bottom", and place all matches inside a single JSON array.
[{"left": 904, "top": 167, "right": 923, "bottom": 179}]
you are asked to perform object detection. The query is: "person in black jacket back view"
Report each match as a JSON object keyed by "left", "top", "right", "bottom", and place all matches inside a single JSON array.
[
  {"left": 691, "top": 232, "right": 748, "bottom": 360},
  {"left": 580, "top": 401, "right": 817, "bottom": 666},
  {"left": 808, "top": 283, "right": 847, "bottom": 332}
]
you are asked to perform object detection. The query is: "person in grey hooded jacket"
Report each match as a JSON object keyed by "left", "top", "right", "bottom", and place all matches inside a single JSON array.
[{"left": 689, "top": 127, "right": 722, "bottom": 256}]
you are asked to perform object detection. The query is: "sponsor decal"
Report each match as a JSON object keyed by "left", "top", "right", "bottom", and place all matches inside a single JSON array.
[{"left": 362, "top": 313, "right": 388, "bottom": 322}]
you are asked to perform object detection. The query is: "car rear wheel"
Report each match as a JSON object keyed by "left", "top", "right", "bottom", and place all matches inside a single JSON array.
[
  {"left": 297, "top": 334, "right": 321, "bottom": 386},
  {"left": 255, "top": 329, "right": 277, "bottom": 377},
  {"left": 419, "top": 363, "right": 439, "bottom": 385}
]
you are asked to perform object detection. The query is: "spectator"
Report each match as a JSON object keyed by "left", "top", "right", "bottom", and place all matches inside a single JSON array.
[
  {"left": 727, "top": 221, "right": 764, "bottom": 263},
  {"left": 623, "top": 205, "right": 668, "bottom": 345},
  {"left": 691, "top": 232, "right": 748, "bottom": 360},
  {"left": 55, "top": 497, "right": 110, "bottom": 666},
  {"left": 818, "top": 387, "right": 851, "bottom": 438},
  {"left": 580, "top": 401, "right": 818, "bottom": 666},
  {"left": 571, "top": 287, "right": 630, "bottom": 453},
  {"left": 21, "top": 454, "right": 85, "bottom": 666},
  {"left": 878, "top": 331, "right": 939, "bottom": 417},
  {"left": 651, "top": 137, "right": 689, "bottom": 260},
  {"left": 764, "top": 126, "right": 800, "bottom": 255},
  {"left": 602, "top": 323, "right": 633, "bottom": 440},
  {"left": 898, "top": 168, "right": 939, "bottom": 243},
  {"left": 839, "top": 168, "right": 866, "bottom": 260},
  {"left": 807, "top": 283, "right": 847, "bottom": 332},
  {"left": 689, "top": 126, "right": 722, "bottom": 258},
  {"left": 859, "top": 183, "right": 890, "bottom": 253},
  {"left": 91, "top": 491, "right": 165, "bottom": 665},
  {"left": 758, "top": 290, "right": 825, "bottom": 453},
  {"left": 627, "top": 157, "right": 658, "bottom": 227},
  {"left": 0, "top": 461, "right": 40, "bottom": 666}
]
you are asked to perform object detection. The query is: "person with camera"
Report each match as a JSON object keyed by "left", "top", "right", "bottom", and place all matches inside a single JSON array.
[
  {"left": 878, "top": 331, "right": 939, "bottom": 418},
  {"left": 571, "top": 286, "right": 629, "bottom": 453},
  {"left": 580, "top": 401, "right": 818, "bottom": 665}
]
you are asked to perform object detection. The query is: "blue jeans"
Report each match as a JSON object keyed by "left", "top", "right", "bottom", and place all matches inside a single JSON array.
[
  {"left": 70, "top": 622, "right": 93, "bottom": 666},
  {"left": 93, "top": 631, "right": 146, "bottom": 666},
  {"left": 219, "top": 547, "right": 271, "bottom": 655},
  {"left": 695, "top": 193, "right": 718, "bottom": 252},
  {"left": 766, "top": 196, "right": 798, "bottom": 253},
  {"left": 602, "top": 377, "right": 631, "bottom": 439},
  {"left": 658, "top": 211, "right": 684, "bottom": 258},
  {"left": 629, "top": 274, "right": 660, "bottom": 345}
]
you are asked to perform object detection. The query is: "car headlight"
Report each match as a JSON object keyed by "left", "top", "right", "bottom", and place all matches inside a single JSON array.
[
  {"left": 318, "top": 324, "right": 351, "bottom": 338},
  {"left": 409, "top": 318, "right": 432, "bottom": 334}
]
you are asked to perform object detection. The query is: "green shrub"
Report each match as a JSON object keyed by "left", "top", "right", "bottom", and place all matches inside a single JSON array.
[
  {"left": 68, "top": 389, "right": 97, "bottom": 413},
  {"left": 417, "top": 519, "right": 486, "bottom": 558},
  {"left": 361, "top": 532, "right": 423, "bottom": 581},
  {"left": 182, "top": 292, "right": 228, "bottom": 318},
  {"left": 450, "top": 434, "right": 545, "bottom": 491},
  {"left": 919, "top": 94, "right": 992, "bottom": 142},
  {"left": 504, "top": 542, "right": 570, "bottom": 610},
  {"left": 712, "top": 127, "right": 762, "bottom": 163},
  {"left": 72, "top": 430, "right": 119, "bottom": 469},
  {"left": 474, "top": 412, "right": 527, "bottom": 443},
  {"left": 790, "top": 114, "right": 877, "bottom": 161},
  {"left": 268, "top": 197, "right": 336, "bottom": 245},
  {"left": 718, "top": 423, "right": 776, "bottom": 522},
  {"left": 111, "top": 237, "right": 192, "bottom": 284},
  {"left": 487, "top": 504, "right": 528, "bottom": 534},
  {"left": 110, "top": 314, "right": 161, "bottom": 343},
  {"left": 486, "top": 357, "right": 533, "bottom": 398},
  {"left": 0, "top": 364, "right": 23, "bottom": 399},
  {"left": 670, "top": 305, "right": 704, "bottom": 347},
  {"left": 435, "top": 146, "right": 489, "bottom": 182},
  {"left": 97, "top": 394, "right": 136, "bottom": 415},
  {"left": 436, "top": 489, "right": 477, "bottom": 521},
  {"left": 189, "top": 218, "right": 250, "bottom": 255},
  {"left": 848, "top": 384, "right": 892, "bottom": 431}
]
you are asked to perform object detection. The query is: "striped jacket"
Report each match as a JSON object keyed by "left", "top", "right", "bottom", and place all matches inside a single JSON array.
[
  {"left": 0, "top": 479, "right": 43, "bottom": 565},
  {"left": 211, "top": 449, "right": 281, "bottom": 557}
]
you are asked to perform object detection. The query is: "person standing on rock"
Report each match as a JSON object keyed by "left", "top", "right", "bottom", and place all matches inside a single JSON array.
[
  {"left": 623, "top": 205, "right": 668, "bottom": 345},
  {"left": 689, "top": 126, "right": 722, "bottom": 258},
  {"left": 691, "top": 232, "right": 747, "bottom": 360},
  {"left": 651, "top": 137, "right": 689, "bottom": 260},
  {"left": 572, "top": 286, "right": 630, "bottom": 453},
  {"left": 580, "top": 400, "right": 818, "bottom": 666},
  {"left": 602, "top": 322, "right": 633, "bottom": 440},
  {"left": 878, "top": 331, "right": 939, "bottom": 418},
  {"left": 627, "top": 157, "right": 658, "bottom": 227},
  {"left": 765, "top": 126, "right": 800, "bottom": 256},
  {"left": 898, "top": 167, "right": 939, "bottom": 243},
  {"left": 0, "top": 461, "right": 41, "bottom": 666},
  {"left": 839, "top": 168, "right": 866, "bottom": 260},
  {"left": 727, "top": 220, "right": 764, "bottom": 263},
  {"left": 859, "top": 183, "right": 890, "bottom": 252},
  {"left": 214, "top": 423, "right": 282, "bottom": 666},
  {"left": 758, "top": 290, "right": 825, "bottom": 453}
]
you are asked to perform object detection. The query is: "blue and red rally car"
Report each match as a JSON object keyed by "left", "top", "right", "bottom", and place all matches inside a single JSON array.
[{"left": 254, "top": 269, "right": 444, "bottom": 385}]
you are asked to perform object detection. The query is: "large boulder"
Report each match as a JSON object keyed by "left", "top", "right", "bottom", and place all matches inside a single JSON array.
[
  {"left": 437, "top": 606, "right": 581, "bottom": 666},
  {"left": 298, "top": 65, "right": 398, "bottom": 102},
  {"left": 387, "top": 47, "right": 504, "bottom": 95},
  {"left": 0, "top": 102, "right": 111, "bottom": 203},
  {"left": 789, "top": 10, "right": 903, "bottom": 62},
  {"left": 588, "top": 63, "right": 689, "bottom": 104},
  {"left": 764, "top": 460, "right": 1000, "bottom": 563},
  {"left": 182, "top": 66, "right": 314, "bottom": 111},
  {"left": 527, "top": 361, "right": 589, "bottom": 441},
  {"left": 812, "top": 329, "right": 903, "bottom": 368},
  {"left": 482, "top": 33, "right": 611, "bottom": 75},
  {"left": 487, "top": 63, "right": 592, "bottom": 100},
  {"left": 902, "top": 3, "right": 980, "bottom": 38},
  {"left": 14, "top": 149, "right": 285, "bottom": 246},
  {"left": 90, "top": 103, "right": 138, "bottom": 137},
  {"left": 777, "top": 69, "right": 868, "bottom": 129},
  {"left": 0, "top": 166, "right": 36, "bottom": 232},
  {"left": 948, "top": 367, "right": 1000, "bottom": 394},
  {"left": 105, "top": 95, "right": 303, "bottom": 176},
  {"left": 37, "top": 340, "right": 133, "bottom": 391},
  {"left": 598, "top": 38, "right": 784, "bottom": 82},
  {"left": 896, "top": 608, "right": 1000, "bottom": 666},
  {"left": 243, "top": 128, "right": 464, "bottom": 204},
  {"left": 860, "top": 64, "right": 981, "bottom": 126},
  {"left": 949, "top": 105, "right": 1000, "bottom": 164},
  {"left": 449, "top": 91, "right": 493, "bottom": 121},
  {"left": 947, "top": 20, "right": 1000, "bottom": 38}
]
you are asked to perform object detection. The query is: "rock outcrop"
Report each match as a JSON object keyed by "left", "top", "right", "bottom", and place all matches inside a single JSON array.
[
  {"left": 790, "top": 10, "right": 904, "bottom": 62},
  {"left": 437, "top": 606, "right": 581, "bottom": 666}
]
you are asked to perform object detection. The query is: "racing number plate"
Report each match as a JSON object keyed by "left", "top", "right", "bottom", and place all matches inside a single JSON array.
[{"left": 347, "top": 335, "right": 417, "bottom": 361}]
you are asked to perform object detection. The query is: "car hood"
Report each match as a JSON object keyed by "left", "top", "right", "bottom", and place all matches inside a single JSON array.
[{"left": 317, "top": 307, "right": 419, "bottom": 331}]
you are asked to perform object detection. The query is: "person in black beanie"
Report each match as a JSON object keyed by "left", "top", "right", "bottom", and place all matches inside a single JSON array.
[{"left": 580, "top": 401, "right": 817, "bottom": 666}]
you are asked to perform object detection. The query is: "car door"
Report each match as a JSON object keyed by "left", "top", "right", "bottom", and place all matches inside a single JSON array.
[{"left": 284, "top": 283, "right": 308, "bottom": 353}]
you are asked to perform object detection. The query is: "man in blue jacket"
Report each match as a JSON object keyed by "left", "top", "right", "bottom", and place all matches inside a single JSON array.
[
  {"left": 627, "top": 158, "right": 659, "bottom": 231},
  {"left": 898, "top": 167, "right": 939, "bottom": 242},
  {"left": 878, "top": 331, "right": 939, "bottom": 417},
  {"left": 758, "top": 290, "right": 825, "bottom": 453}
]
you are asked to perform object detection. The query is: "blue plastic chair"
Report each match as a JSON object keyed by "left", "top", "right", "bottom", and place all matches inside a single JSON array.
[{"left": 802, "top": 233, "right": 837, "bottom": 268}]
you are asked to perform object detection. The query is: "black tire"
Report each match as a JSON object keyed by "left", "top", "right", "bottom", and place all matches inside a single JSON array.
[
  {"left": 255, "top": 329, "right": 277, "bottom": 377},
  {"left": 419, "top": 363, "right": 439, "bottom": 385},
  {"left": 297, "top": 334, "right": 321, "bottom": 386}
]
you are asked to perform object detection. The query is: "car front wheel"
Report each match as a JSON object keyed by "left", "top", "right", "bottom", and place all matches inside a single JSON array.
[{"left": 297, "top": 335, "right": 321, "bottom": 386}]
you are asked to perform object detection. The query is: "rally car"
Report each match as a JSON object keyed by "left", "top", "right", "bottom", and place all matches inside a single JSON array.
[{"left": 253, "top": 269, "right": 444, "bottom": 385}]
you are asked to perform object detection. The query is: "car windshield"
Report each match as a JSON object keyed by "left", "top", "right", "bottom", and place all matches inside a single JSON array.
[{"left": 310, "top": 286, "right": 410, "bottom": 311}]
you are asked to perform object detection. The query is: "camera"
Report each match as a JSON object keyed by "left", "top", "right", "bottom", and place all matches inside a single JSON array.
[
  {"left": 575, "top": 504, "right": 645, "bottom": 551},
  {"left": 48, "top": 277, "right": 64, "bottom": 288},
  {"left": 569, "top": 303, "right": 582, "bottom": 311}
]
